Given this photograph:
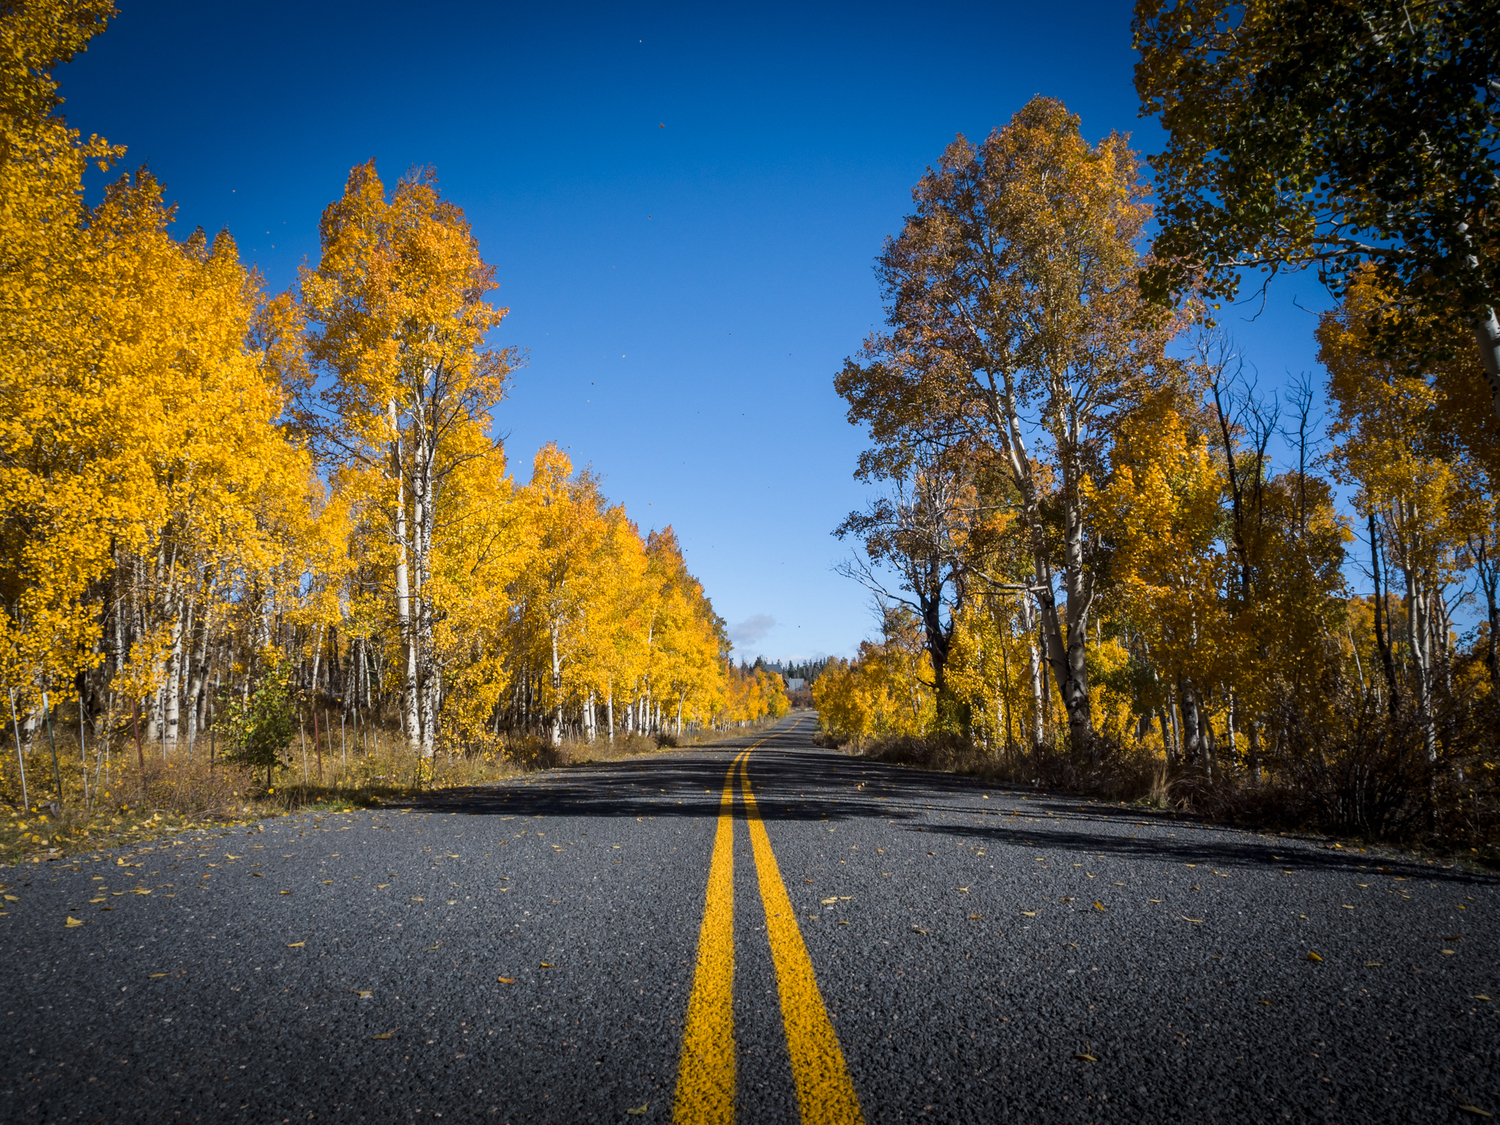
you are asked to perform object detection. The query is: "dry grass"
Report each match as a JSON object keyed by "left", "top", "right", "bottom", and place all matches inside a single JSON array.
[
  {"left": 1, "top": 718, "right": 780, "bottom": 865},
  {"left": 824, "top": 725, "right": 1499, "bottom": 868}
]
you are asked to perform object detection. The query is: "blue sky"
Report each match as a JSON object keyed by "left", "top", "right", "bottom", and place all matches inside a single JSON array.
[{"left": 58, "top": 0, "right": 1334, "bottom": 661}]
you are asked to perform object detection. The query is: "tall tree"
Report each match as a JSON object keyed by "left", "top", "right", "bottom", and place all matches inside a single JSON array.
[
  {"left": 836, "top": 96, "right": 1181, "bottom": 750},
  {"left": 300, "top": 162, "right": 513, "bottom": 759},
  {"left": 1134, "top": 0, "right": 1500, "bottom": 418}
]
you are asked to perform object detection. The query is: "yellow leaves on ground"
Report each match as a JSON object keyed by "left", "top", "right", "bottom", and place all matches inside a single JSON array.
[
  {"left": 64, "top": 917, "right": 83, "bottom": 927},
  {"left": 1306, "top": 951, "right": 1323, "bottom": 962}
]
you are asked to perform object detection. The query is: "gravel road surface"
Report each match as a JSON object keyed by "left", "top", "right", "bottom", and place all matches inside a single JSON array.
[{"left": 2, "top": 715, "right": 1495, "bottom": 1123}]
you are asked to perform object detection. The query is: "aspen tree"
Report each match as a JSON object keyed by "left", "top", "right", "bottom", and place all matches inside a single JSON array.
[
  {"left": 302, "top": 162, "right": 513, "bottom": 758},
  {"left": 836, "top": 96, "right": 1183, "bottom": 751}
]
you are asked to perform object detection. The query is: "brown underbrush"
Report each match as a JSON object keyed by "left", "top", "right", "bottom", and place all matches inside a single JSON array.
[
  {"left": 823, "top": 694, "right": 1500, "bottom": 868},
  {"left": 1, "top": 718, "right": 780, "bottom": 865}
]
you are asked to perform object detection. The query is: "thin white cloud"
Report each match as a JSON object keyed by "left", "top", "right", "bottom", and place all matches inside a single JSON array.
[{"left": 729, "top": 613, "right": 776, "bottom": 648}]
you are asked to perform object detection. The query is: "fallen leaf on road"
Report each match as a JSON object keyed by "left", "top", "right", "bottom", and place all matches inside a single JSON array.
[
  {"left": 1457, "top": 1105, "right": 1493, "bottom": 1118},
  {"left": 1181, "top": 916, "right": 1204, "bottom": 924},
  {"left": 89, "top": 897, "right": 105, "bottom": 903},
  {"left": 279, "top": 890, "right": 291, "bottom": 895},
  {"left": 821, "top": 896, "right": 838, "bottom": 905},
  {"left": 539, "top": 962, "right": 553, "bottom": 969},
  {"left": 3, "top": 895, "right": 17, "bottom": 902},
  {"left": 1073, "top": 1053, "right": 1097, "bottom": 1062},
  {"left": 1258, "top": 1000, "right": 1271, "bottom": 1006},
  {"left": 1306, "top": 951, "right": 1323, "bottom": 962},
  {"left": 496, "top": 977, "right": 514, "bottom": 984},
  {"left": 149, "top": 972, "right": 168, "bottom": 978},
  {"left": 1442, "top": 949, "right": 1456, "bottom": 955},
  {"left": 354, "top": 990, "right": 373, "bottom": 997},
  {"left": 626, "top": 1105, "right": 649, "bottom": 1117},
  {"left": 65, "top": 917, "right": 83, "bottom": 927},
  {"left": 1059, "top": 896, "right": 1075, "bottom": 903},
  {"left": 251, "top": 873, "right": 262, "bottom": 877},
  {"left": 372, "top": 1031, "right": 394, "bottom": 1040},
  {"left": 1021, "top": 911, "right": 1038, "bottom": 917},
  {"left": 133, "top": 888, "right": 151, "bottom": 895},
  {"left": 1093, "top": 902, "right": 1105, "bottom": 911},
  {"left": 1147, "top": 899, "right": 1162, "bottom": 903},
  {"left": 287, "top": 942, "right": 305, "bottom": 948},
  {"left": 1366, "top": 961, "right": 1383, "bottom": 967},
  {"left": 1341, "top": 904, "right": 1354, "bottom": 910},
  {"left": 969, "top": 914, "right": 984, "bottom": 920},
  {"left": 411, "top": 897, "right": 424, "bottom": 902},
  {"left": 911, "top": 926, "right": 929, "bottom": 935}
]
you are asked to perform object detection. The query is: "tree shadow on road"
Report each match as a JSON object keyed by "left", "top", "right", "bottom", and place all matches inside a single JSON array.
[{"left": 392, "top": 728, "right": 1489, "bottom": 885}]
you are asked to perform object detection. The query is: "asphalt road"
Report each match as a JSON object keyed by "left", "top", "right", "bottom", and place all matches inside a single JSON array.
[{"left": 2, "top": 714, "right": 1495, "bottom": 1124}]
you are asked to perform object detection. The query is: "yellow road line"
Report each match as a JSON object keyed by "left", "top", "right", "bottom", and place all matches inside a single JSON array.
[
  {"left": 740, "top": 752, "right": 865, "bottom": 1125},
  {"left": 674, "top": 749, "right": 748, "bottom": 1125}
]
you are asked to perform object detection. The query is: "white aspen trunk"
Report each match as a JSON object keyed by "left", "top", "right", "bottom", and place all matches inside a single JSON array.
[
  {"left": 983, "top": 371, "right": 1091, "bottom": 749},
  {"left": 391, "top": 400, "right": 421, "bottom": 756},
  {"left": 163, "top": 582, "right": 188, "bottom": 753},
  {"left": 309, "top": 620, "right": 325, "bottom": 702},
  {"left": 1226, "top": 688, "right": 1238, "bottom": 766},
  {"left": 1178, "top": 681, "right": 1201, "bottom": 765},
  {"left": 183, "top": 584, "right": 213, "bottom": 759},
  {"left": 1019, "top": 598, "right": 1045, "bottom": 749},
  {"left": 606, "top": 682, "right": 615, "bottom": 745},
  {"left": 586, "top": 691, "right": 596, "bottom": 743},
  {"left": 1055, "top": 395, "right": 1096, "bottom": 755},
  {"left": 1166, "top": 686, "right": 1181, "bottom": 764},
  {"left": 1472, "top": 304, "right": 1500, "bottom": 422},
  {"left": 1404, "top": 566, "right": 1438, "bottom": 770},
  {"left": 676, "top": 694, "right": 683, "bottom": 738},
  {"left": 549, "top": 623, "right": 563, "bottom": 747},
  {"left": 1435, "top": 592, "right": 1455, "bottom": 697},
  {"left": 411, "top": 392, "right": 435, "bottom": 760}
]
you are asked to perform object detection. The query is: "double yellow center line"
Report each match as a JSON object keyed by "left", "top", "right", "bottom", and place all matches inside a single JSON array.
[{"left": 674, "top": 725, "right": 864, "bottom": 1125}]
